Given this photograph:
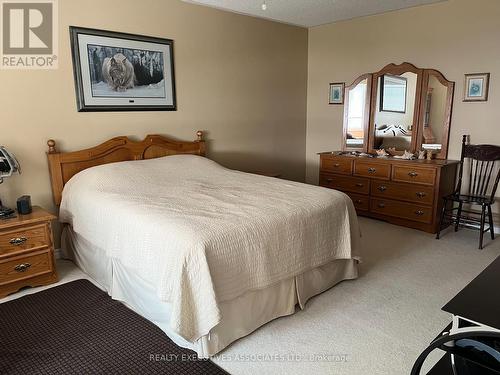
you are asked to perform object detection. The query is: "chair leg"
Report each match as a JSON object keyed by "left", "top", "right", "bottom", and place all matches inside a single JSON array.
[
  {"left": 455, "top": 202, "right": 463, "bottom": 232},
  {"left": 487, "top": 204, "right": 495, "bottom": 240},
  {"left": 479, "top": 205, "right": 486, "bottom": 250},
  {"left": 436, "top": 199, "right": 448, "bottom": 240}
]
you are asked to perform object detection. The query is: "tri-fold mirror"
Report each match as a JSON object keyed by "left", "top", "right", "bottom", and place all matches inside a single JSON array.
[{"left": 342, "top": 62, "right": 454, "bottom": 159}]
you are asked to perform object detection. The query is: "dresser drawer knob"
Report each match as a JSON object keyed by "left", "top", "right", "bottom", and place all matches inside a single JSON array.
[
  {"left": 416, "top": 192, "right": 426, "bottom": 198},
  {"left": 326, "top": 178, "right": 333, "bottom": 183},
  {"left": 9, "top": 237, "right": 27, "bottom": 246},
  {"left": 377, "top": 185, "right": 387, "bottom": 192},
  {"left": 415, "top": 210, "right": 424, "bottom": 216},
  {"left": 355, "top": 183, "right": 364, "bottom": 187},
  {"left": 368, "top": 167, "right": 376, "bottom": 173},
  {"left": 333, "top": 163, "right": 340, "bottom": 167},
  {"left": 408, "top": 171, "right": 418, "bottom": 177},
  {"left": 14, "top": 263, "right": 31, "bottom": 272},
  {"left": 355, "top": 199, "right": 363, "bottom": 204},
  {"left": 377, "top": 203, "right": 385, "bottom": 208}
]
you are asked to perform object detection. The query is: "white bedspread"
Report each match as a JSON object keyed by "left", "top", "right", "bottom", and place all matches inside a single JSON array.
[{"left": 59, "top": 155, "right": 360, "bottom": 342}]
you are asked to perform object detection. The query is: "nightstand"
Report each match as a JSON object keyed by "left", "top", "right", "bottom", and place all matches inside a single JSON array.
[{"left": 0, "top": 206, "right": 58, "bottom": 298}]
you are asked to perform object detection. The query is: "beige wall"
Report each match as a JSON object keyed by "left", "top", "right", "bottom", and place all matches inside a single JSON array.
[
  {"left": 306, "top": 0, "right": 500, "bottom": 189},
  {"left": 0, "top": 0, "right": 308, "bottom": 213}
]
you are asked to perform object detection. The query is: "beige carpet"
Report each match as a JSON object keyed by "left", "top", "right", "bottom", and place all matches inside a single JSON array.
[{"left": 2, "top": 217, "right": 499, "bottom": 375}]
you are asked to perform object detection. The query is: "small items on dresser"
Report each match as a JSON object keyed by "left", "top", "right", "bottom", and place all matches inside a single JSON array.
[
  {"left": 0, "top": 146, "right": 21, "bottom": 219},
  {"left": 393, "top": 150, "right": 416, "bottom": 160},
  {"left": 376, "top": 149, "right": 389, "bottom": 157},
  {"left": 0, "top": 206, "right": 58, "bottom": 298}
]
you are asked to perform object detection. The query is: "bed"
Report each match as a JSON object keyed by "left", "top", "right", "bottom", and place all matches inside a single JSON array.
[{"left": 47, "top": 131, "right": 361, "bottom": 357}]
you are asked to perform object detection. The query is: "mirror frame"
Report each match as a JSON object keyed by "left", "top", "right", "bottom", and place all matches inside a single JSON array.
[
  {"left": 368, "top": 62, "right": 424, "bottom": 155},
  {"left": 416, "top": 69, "right": 455, "bottom": 159},
  {"left": 342, "top": 73, "right": 372, "bottom": 152}
]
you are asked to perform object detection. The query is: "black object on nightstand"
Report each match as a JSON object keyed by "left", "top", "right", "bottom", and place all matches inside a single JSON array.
[
  {"left": 411, "top": 256, "right": 500, "bottom": 375},
  {"left": 16, "top": 195, "right": 32, "bottom": 214}
]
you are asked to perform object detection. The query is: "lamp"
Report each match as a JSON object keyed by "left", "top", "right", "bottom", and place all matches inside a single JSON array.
[{"left": 0, "top": 146, "right": 21, "bottom": 218}]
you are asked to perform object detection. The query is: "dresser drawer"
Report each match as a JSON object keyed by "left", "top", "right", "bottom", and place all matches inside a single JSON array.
[
  {"left": 0, "top": 249, "right": 53, "bottom": 286},
  {"left": 319, "top": 174, "right": 369, "bottom": 194},
  {"left": 320, "top": 157, "right": 353, "bottom": 175},
  {"left": 0, "top": 224, "right": 50, "bottom": 258},
  {"left": 346, "top": 193, "right": 369, "bottom": 211},
  {"left": 371, "top": 198, "right": 433, "bottom": 223},
  {"left": 370, "top": 180, "right": 435, "bottom": 206},
  {"left": 354, "top": 161, "right": 391, "bottom": 180},
  {"left": 392, "top": 165, "right": 436, "bottom": 185}
]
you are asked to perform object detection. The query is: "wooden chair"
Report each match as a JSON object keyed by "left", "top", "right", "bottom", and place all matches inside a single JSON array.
[{"left": 436, "top": 135, "right": 500, "bottom": 249}]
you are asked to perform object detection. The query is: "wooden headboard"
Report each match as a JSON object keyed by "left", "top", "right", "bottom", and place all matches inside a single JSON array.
[{"left": 46, "top": 131, "right": 206, "bottom": 205}]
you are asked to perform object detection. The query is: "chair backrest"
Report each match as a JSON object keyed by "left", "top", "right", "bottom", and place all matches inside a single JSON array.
[{"left": 456, "top": 135, "right": 500, "bottom": 201}]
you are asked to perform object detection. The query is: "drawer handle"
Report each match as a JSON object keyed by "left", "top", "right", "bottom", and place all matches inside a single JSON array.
[
  {"left": 333, "top": 163, "right": 340, "bottom": 167},
  {"left": 355, "top": 199, "right": 363, "bottom": 204},
  {"left": 415, "top": 210, "right": 424, "bottom": 216},
  {"left": 9, "top": 237, "right": 27, "bottom": 246},
  {"left": 416, "top": 192, "right": 426, "bottom": 198},
  {"left": 326, "top": 178, "right": 333, "bottom": 183},
  {"left": 377, "top": 185, "right": 387, "bottom": 192},
  {"left": 368, "top": 167, "right": 376, "bottom": 173},
  {"left": 377, "top": 203, "right": 385, "bottom": 208},
  {"left": 14, "top": 263, "right": 32, "bottom": 272},
  {"left": 408, "top": 171, "right": 418, "bottom": 177},
  {"left": 355, "top": 183, "right": 364, "bottom": 187}
]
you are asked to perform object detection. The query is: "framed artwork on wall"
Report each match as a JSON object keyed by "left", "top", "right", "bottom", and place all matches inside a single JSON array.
[
  {"left": 69, "top": 26, "right": 176, "bottom": 112},
  {"left": 380, "top": 74, "right": 407, "bottom": 113},
  {"left": 329, "top": 82, "right": 345, "bottom": 104},
  {"left": 463, "top": 73, "right": 490, "bottom": 102}
]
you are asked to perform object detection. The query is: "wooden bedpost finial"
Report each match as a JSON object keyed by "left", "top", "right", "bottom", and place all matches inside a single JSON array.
[
  {"left": 196, "top": 131, "right": 203, "bottom": 141},
  {"left": 47, "top": 139, "right": 57, "bottom": 154}
]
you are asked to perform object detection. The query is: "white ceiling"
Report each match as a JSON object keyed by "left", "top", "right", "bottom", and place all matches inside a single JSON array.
[{"left": 183, "top": 0, "right": 447, "bottom": 27}]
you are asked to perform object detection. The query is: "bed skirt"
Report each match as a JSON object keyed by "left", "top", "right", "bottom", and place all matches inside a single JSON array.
[{"left": 62, "top": 226, "right": 358, "bottom": 357}]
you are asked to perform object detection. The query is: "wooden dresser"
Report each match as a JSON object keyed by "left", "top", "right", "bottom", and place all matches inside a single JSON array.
[
  {"left": 319, "top": 153, "right": 458, "bottom": 233},
  {"left": 0, "top": 207, "right": 58, "bottom": 298}
]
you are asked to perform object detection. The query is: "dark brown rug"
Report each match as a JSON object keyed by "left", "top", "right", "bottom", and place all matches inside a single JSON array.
[{"left": 0, "top": 279, "right": 229, "bottom": 375}]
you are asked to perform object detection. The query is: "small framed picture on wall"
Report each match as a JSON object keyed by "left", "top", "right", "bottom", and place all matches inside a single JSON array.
[
  {"left": 329, "top": 82, "right": 345, "bottom": 105},
  {"left": 463, "top": 73, "right": 490, "bottom": 102}
]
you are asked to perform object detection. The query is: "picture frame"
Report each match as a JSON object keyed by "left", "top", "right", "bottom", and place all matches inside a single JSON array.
[
  {"left": 463, "top": 73, "right": 490, "bottom": 102},
  {"left": 69, "top": 26, "right": 176, "bottom": 112},
  {"left": 380, "top": 74, "right": 407, "bottom": 113},
  {"left": 329, "top": 82, "right": 345, "bottom": 105}
]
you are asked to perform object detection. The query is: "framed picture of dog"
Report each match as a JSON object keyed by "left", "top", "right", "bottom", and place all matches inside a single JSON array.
[{"left": 69, "top": 27, "right": 176, "bottom": 111}]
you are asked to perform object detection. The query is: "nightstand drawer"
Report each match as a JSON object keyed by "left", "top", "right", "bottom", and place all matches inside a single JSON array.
[
  {"left": 0, "top": 223, "right": 50, "bottom": 257},
  {"left": 0, "top": 249, "right": 53, "bottom": 286}
]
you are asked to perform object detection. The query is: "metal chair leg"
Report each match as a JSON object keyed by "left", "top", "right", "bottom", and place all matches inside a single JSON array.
[
  {"left": 479, "top": 205, "right": 486, "bottom": 249},
  {"left": 436, "top": 198, "right": 447, "bottom": 240},
  {"left": 455, "top": 202, "right": 463, "bottom": 232},
  {"left": 487, "top": 204, "right": 495, "bottom": 240}
]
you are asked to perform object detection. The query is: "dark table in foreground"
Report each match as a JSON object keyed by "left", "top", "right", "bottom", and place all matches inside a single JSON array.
[{"left": 426, "top": 256, "right": 500, "bottom": 374}]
